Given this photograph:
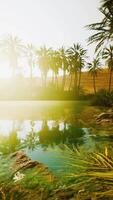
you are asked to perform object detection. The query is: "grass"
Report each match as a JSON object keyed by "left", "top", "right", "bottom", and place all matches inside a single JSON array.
[
  {"left": 0, "top": 145, "right": 113, "bottom": 199},
  {"left": 0, "top": 156, "right": 58, "bottom": 200}
]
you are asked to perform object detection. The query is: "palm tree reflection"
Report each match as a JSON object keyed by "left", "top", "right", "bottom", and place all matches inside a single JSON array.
[
  {"left": 23, "top": 121, "right": 39, "bottom": 150},
  {"left": 37, "top": 120, "right": 85, "bottom": 149},
  {"left": 0, "top": 120, "right": 112, "bottom": 155},
  {"left": 0, "top": 131, "right": 20, "bottom": 155},
  {"left": 22, "top": 120, "right": 85, "bottom": 151}
]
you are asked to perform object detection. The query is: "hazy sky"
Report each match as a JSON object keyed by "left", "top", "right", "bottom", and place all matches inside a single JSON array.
[
  {"left": 0, "top": 0, "right": 102, "bottom": 54},
  {"left": 0, "top": 0, "right": 103, "bottom": 77}
]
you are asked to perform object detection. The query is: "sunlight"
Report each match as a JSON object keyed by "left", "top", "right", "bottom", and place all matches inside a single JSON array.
[
  {"left": 0, "top": 63, "right": 12, "bottom": 78},
  {"left": 0, "top": 0, "right": 112, "bottom": 199},
  {"left": 0, "top": 120, "right": 13, "bottom": 136}
]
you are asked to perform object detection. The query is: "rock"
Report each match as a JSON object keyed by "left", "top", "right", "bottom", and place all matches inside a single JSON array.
[
  {"left": 10, "top": 151, "right": 55, "bottom": 183},
  {"left": 11, "top": 151, "right": 46, "bottom": 171},
  {"left": 96, "top": 112, "right": 113, "bottom": 121},
  {"left": 95, "top": 109, "right": 113, "bottom": 126}
]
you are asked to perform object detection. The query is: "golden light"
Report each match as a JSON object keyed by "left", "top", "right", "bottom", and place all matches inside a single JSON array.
[{"left": 0, "top": 62, "right": 12, "bottom": 78}]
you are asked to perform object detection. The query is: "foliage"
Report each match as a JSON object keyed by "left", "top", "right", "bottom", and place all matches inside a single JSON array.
[
  {"left": 87, "top": 0, "right": 113, "bottom": 51},
  {"left": 0, "top": 156, "right": 58, "bottom": 200},
  {"left": 62, "top": 145, "right": 113, "bottom": 199},
  {"left": 88, "top": 56, "right": 101, "bottom": 94},
  {"left": 91, "top": 89, "right": 113, "bottom": 107},
  {"left": 102, "top": 45, "right": 113, "bottom": 91}
]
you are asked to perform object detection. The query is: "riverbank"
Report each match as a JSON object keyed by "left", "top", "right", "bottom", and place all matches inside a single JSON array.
[
  {"left": 1, "top": 148, "right": 113, "bottom": 200},
  {"left": 78, "top": 105, "right": 113, "bottom": 129}
]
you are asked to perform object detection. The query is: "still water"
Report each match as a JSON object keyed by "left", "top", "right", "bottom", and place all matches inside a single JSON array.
[{"left": 0, "top": 101, "right": 112, "bottom": 173}]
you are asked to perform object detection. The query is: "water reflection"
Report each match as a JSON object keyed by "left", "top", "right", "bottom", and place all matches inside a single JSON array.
[
  {"left": 0, "top": 101, "right": 112, "bottom": 172},
  {"left": 0, "top": 130, "right": 20, "bottom": 154},
  {"left": 0, "top": 119, "right": 112, "bottom": 155},
  {"left": 0, "top": 120, "right": 85, "bottom": 153}
]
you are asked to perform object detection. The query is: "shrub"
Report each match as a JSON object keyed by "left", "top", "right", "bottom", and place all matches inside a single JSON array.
[{"left": 91, "top": 89, "right": 113, "bottom": 107}]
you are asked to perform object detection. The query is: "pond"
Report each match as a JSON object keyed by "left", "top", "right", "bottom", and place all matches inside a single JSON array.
[{"left": 0, "top": 101, "right": 113, "bottom": 174}]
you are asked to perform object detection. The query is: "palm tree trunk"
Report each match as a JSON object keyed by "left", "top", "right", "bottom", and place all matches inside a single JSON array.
[
  {"left": 74, "top": 70, "right": 78, "bottom": 91},
  {"left": 109, "top": 68, "right": 112, "bottom": 92},
  {"left": 52, "top": 71, "right": 54, "bottom": 84},
  {"left": 30, "top": 66, "right": 32, "bottom": 79},
  {"left": 44, "top": 76, "right": 47, "bottom": 88},
  {"left": 62, "top": 70, "right": 66, "bottom": 91},
  {"left": 69, "top": 73, "right": 72, "bottom": 91},
  {"left": 41, "top": 74, "right": 43, "bottom": 87},
  {"left": 30, "top": 65, "right": 33, "bottom": 98},
  {"left": 11, "top": 59, "right": 17, "bottom": 78},
  {"left": 55, "top": 74, "right": 58, "bottom": 89},
  {"left": 78, "top": 70, "right": 82, "bottom": 95},
  {"left": 93, "top": 75, "right": 96, "bottom": 94}
]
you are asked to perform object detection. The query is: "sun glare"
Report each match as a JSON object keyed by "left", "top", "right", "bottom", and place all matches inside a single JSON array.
[{"left": 0, "top": 63, "right": 12, "bottom": 78}]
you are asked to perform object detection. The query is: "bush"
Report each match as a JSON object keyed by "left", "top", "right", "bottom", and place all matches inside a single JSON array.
[{"left": 91, "top": 89, "right": 113, "bottom": 107}]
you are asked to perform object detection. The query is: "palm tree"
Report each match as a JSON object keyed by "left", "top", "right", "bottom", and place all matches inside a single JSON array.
[
  {"left": 58, "top": 47, "right": 69, "bottom": 91},
  {"left": 0, "top": 35, "right": 24, "bottom": 77},
  {"left": 67, "top": 57, "right": 74, "bottom": 91},
  {"left": 67, "top": 44, "right": 87, "bottom": 94},
  {"left": 88, "top": 56, "right": 101, "bottom": 94},
  {"left": 102, "top": 45, "right": 113, "bottom": 91},
  {"left": 86, "top": 0, "right": 113, "bottom": 51},
  {"left": 49, "top": 50, "right": 61, "bottom": 89},
  {"left": 67, "top": 44, "right": 79, "bottom": 91},
  {"left": 25, "top": 44, "right": 36, "bottom": 79},
  {"left": 36, "top": 46, "right": 51, "bottom": 87},
  {"left": 77, "top": 48, "right": 87, "bottom": 95},
  {"left": 49, "top": 49, "right": 55, "bottom": 85}
]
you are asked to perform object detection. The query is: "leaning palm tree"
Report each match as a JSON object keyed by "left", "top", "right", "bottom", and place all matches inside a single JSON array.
[
  {"left": 88, "top": 56, "right": 101, "bottom": 94},
  {"left": 86, "top": 0, "right": 113, "bottom": 51},
  {"left": 102, "top": 45, "right": 113, "bottom": 92},
  {"left": 0, "top": 35, "right": 24, "bottom": 77},
  {"left": 25, "top": 44, "right": 36, "bottom": 79},
  {"left": 36, "top": 46, "right": 51, "bottom": 87}
]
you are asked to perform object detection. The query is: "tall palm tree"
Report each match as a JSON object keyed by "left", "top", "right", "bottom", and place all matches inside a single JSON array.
[
  {"left": 36, "top": 46, "right": 51, "bottom": 87},
  {"left": 88, "top": 56, "right": 101, "bottom": 94},
  {"left": 49, "top": 49, "right": 55, "bottom": 85},
  {"left": 58, "top": 47, "right": 69, "bottom": 91},
  {"left": 25, "top": 44, "right": 36, "bottom": 79},
  {"left": 67, "top": 44, "right": 79, "bottom": 91},
  {"left": 49, "top": 50, "right": 61, "bottom": 89},
  {"left": 0, "top": 35, "right": 24, "bottom": 77},
  {"left": 102, "top": 45, "right": 113, "bottom": 91},
  {"left": 67, "top": 44, "right": 87, "bottom": 94},
  {"left": 67, "top": 56, "right": 74, "bottom": 91},
  {"left": 86, "top": 0, "right": 113, "bottom": 51},
  {"left": 77, "top": 48, "right": 87, "bottom": 94}
]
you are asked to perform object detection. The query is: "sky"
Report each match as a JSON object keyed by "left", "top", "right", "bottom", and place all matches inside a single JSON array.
[{"left": 0, "top": 0, "right": 102, "bottom": 77}]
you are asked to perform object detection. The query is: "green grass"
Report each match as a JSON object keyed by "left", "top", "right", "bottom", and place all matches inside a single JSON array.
[{"left": 0, "top": 146, "right": 113, "bottom": 199}]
